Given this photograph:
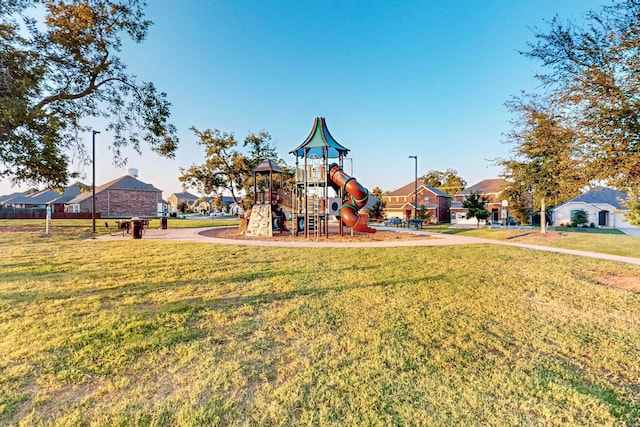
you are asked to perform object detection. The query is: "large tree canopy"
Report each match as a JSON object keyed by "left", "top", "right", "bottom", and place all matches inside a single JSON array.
[
  {"left": 179, "top": 127, "right": 292, "bottom": 209},
  {"left": 419, "top": 168, "right": 466, "bottom": 197},
  {"left": 526, "top": 0, "right": 640, "bottom": 187},
  {"left": 0, "top": 0, "right": 178, "bottom": 189},
  {"left": 500, "top": 97, "right": 586, "bottom": 233}
]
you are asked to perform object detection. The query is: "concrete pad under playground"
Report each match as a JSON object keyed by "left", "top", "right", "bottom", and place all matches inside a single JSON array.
[{"left": 94, "top": 225, "right": 640, "bottom": 266}]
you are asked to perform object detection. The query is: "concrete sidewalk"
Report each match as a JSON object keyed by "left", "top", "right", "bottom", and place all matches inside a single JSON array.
[{"left": 94, "top": 225, "right": 640, "bottom": 266}]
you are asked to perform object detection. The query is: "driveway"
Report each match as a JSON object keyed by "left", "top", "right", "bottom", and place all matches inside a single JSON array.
[{"left": 619, "top": 228, "right": 640, "bottom": 237}]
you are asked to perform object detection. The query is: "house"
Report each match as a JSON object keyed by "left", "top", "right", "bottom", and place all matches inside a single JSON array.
[
  {"left": 67, "top": 174, "right": 163, "bottom": 218},
  {"left": 167, "top": 192, "right": 199, "bottom": 213},
  {"left": 174, "top": 194, "right": 245, "bottom": 215},
  {"left": 451, "top": 178, "right": 509, "bottom": 225},
  {"left": 550, "top": 186, "right": 638, "bottom": 230},
  {"left": 0, "top": 191, "right": 27, "bottom": 206},
  {"left": 1, "top": 184, "right": 84, "bottom": 212},
  {"left": 382, "top": 181, "right": 452, "bottom": 223},
  {"left": 220, "top": 196, "right": 244, "bottom": 215}
]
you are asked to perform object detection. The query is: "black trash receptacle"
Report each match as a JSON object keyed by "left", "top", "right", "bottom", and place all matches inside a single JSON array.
[
  {"left": 131, "top": 217, "right": 143, "bottom": 239},
  {"left": 161, "top": 216, "right": 168, "bottom": 230}
]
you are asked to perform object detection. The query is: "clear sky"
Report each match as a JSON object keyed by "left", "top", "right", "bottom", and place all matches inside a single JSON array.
[{"left": 1, "top": 0, "right": 607, "bottom": 198}]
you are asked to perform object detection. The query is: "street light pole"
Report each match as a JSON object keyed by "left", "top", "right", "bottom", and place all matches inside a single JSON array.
[
  {"left": 409, "top": 155, "right": 417, "bottom": 220},
  {"left": 92, "top": 129, "right": 100, "bottom": 234}
]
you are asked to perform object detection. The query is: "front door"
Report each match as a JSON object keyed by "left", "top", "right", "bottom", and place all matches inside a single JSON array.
[{"left": 599, "top": 211, "right": 608, "bottom": 226}]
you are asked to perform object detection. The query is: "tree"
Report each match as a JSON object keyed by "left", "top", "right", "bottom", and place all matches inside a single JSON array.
[
  {"left": 179, "top": 128, "right": 248, "bottom": 209},
  {"left": 371, "top": 186, "right": 384, "bottom": 199},
  {"left": 571, "top": 209, "right": 588, "bottom": 227},
  {"left": 420, "top": 169, "right": 467, "bottom": 197},
  {"left": 0, "top": 0, "right": 178, "bottom": 190},
  {"left": 499, "top": 97, "right": 586, "bottom": 233},
  {"left": 177, "top": 201, "right": 188, "bottom": 215},
  {"left": 500, "top": 183, "right": 531, "bottom": 225},
  {"left": 462, "top": 191, "right": 490, "bottom": 228},
  {"left": 622, "top": 186, "right": 640, "bottom": 226},
  {"left": 525, "top": 0, "right": 640, "bottom": 188},
  {"left": 366, "top": 186, "right": 386, "bottom": 221},
  {"left": 367, "top": 200, "right": 386, "bottom": 222},
  {"left": 180, "top": 127, "right": 292, "bottom": 209}
]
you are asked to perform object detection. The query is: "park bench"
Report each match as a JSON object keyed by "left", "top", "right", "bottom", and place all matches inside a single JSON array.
[{"left": 407, "top": 218, "right": 425, "bottom": 229}]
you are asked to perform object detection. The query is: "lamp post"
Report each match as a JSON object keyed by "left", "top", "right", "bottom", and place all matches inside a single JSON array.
[
  {"left": 92, "top": 129, "right": 100, "bottom": 234},
  {"left": 409, "top": 155, "right": 417, "bottom": 220}
]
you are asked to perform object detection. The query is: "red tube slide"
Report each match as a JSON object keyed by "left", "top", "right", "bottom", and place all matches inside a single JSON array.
[{"left": 328, "top": 163, "right": 377, "bottom": 233}]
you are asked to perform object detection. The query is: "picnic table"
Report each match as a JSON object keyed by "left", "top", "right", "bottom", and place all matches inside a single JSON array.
[{"left": 382, "top": 217, "right": 407, "bottom": 227}]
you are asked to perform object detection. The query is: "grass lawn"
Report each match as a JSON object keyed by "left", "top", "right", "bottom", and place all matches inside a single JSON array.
[
  {"left": 423, "top": 225, "right": 640, "bottom": 259},
  {"left": 1, "top": 225, "right": 639, "bottom": 425}
]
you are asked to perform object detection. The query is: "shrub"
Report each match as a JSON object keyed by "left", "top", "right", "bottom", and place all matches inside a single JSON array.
[{"left": 571, "top": 209, "right": 588, "bottom": 227}]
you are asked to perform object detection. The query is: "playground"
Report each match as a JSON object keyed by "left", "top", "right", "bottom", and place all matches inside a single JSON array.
[{"left": 242, "top": 117, "right": 378, "bottom": 239}]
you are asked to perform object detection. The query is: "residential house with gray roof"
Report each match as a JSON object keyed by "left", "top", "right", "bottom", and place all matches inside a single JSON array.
[{"left": 550, "top": 186, "right": 637, "bottom": 231}]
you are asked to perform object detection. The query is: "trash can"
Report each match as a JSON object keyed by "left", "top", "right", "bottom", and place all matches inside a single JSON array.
[
  {"left": 131, "top": 217, "right": 144, "bottom": 239},
  {"left": 160, "top": 216, "right": 168, "bottom": 230}
]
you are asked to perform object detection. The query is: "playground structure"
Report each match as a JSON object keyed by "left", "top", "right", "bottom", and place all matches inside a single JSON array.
[
  {"left": 290, "top": 117, "right": 376, "bottom": 238},
  {"left": 244, "top": 159, "right": 289, "bottom": 237},
  {"left": 243, "top": 117, "right": 376, "bottom": 238}
]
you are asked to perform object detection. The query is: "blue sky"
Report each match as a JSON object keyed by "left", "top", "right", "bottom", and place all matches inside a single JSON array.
[{"left": 2, "top": 0, "right": 607, "bottom": 197}]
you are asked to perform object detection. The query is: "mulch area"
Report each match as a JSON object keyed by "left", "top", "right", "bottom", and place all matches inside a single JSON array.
[{"left": 199, "top": 226, "right": 434, "bottom": 242}]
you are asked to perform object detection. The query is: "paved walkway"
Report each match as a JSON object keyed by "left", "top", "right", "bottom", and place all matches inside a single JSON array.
[{"left": 95, "top": 225, "right": 640, "bottom": 266}]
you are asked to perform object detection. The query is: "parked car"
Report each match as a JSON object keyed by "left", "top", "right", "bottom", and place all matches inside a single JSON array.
[{"left": 211, "top": 211, "right": 224, "bottom": 217}]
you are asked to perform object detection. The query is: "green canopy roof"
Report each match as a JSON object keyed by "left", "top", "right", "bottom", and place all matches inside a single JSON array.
[{"left": 290, "top": 117, "right": 350, "bottom": 159}]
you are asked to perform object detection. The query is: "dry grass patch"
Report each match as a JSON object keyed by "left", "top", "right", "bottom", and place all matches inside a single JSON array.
[{"left": 598, "top": 275, "right": 640, "bottom": 292}]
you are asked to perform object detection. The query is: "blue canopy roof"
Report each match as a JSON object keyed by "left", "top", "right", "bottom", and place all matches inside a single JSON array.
[{"left": 290, "top": 117, "right": 350, "bottom": 159}]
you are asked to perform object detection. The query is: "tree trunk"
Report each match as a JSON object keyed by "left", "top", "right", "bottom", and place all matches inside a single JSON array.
[{"left": 540, "top": 196, "right": 547, "bottom": 234}]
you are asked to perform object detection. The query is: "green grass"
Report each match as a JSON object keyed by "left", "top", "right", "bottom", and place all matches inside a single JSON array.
[
  {"left": 423, "top": 226, "right": 640, "bottom": 258},
  {"left": 1, "top": 217, "right": 239, "bottom": 237},
  {"left": 1, "top": 226, "right": 639, "bottom": 425}
]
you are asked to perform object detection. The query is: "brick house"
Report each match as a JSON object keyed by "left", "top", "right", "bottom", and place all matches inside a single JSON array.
[
  {"left": 451, "top": 178, "right": 509, "bottom": 224},
  {"left": 382, "top": 181, "right": 452, "bottom": 223},
  {"left": 67, "top": 174, "right": 163, "bottom": 218}
]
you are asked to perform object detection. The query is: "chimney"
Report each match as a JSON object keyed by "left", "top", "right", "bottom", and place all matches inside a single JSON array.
[{"left": 127, "top": 168, "right": 139, "bottom": 178}]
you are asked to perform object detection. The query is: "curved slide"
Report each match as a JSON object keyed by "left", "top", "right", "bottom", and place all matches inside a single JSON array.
[{"left": 328, "top": 163, "right": 377, "bottom": 233}]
